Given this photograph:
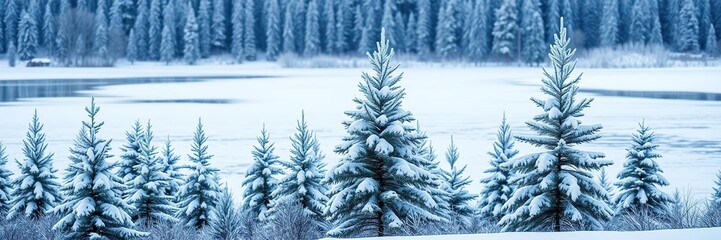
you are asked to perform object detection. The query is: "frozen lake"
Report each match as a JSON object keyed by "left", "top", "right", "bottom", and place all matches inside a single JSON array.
[{"left": 0, "top": 63, "right": 720, "bottom": 200}]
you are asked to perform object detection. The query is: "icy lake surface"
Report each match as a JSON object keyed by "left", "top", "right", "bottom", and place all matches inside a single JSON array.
[{"left": 1, "top": 64, "right": 720, "bottom": 200}]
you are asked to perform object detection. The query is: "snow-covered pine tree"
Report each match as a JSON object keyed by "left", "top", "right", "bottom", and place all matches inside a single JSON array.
[
  {"left": 380, "top": 0, "right": 396, "bottom": 51},
  {"left": 132, "top": 0, "right": 149, "bottom": 60},
  {"left": 521, "top": 0, "right": 545, "bottom": 66},
  {"left": 177, "top": 119, "right": 222, "bottom": 228},
  {"left": 678, "top": 0, "right": 699, "bottom": 51},
  {"left": 581, "top": 0, "right": 601, "bottom": 47},
  {"left": 0, "top": 142, "right": 12, "bottom": 213},
  {"left": 545, "top": 0, "right": 560, "bottom": 43},
  {"left": 265, "top": 0, "right": 281, "bottom": 60},
  {"left": 393, "top": 12, "right": 406, "bottom": 52},
  {"left": 17, "top": 10, "right": 38, "bottom": 61},
  {"left": 94, "top": 0, "right": 110, "bottom": 65},
  {"left": 353, "top": 5, "right": 364, "bottom": 50},
  {"left": 357, "top": 12, "right": 373, "bottom": 54},
  {"left": 242, "top": 125, "right": 282, "bottom": 221},
  {"left": 441, "top": 136, "right": 476, "bottom": 227},
  {"left": 600, "top": 0, "right": 619, "bottom": 46},
  {"left": 415, "top": 0, "right": 431, "bottom": 56},
  {"left": 126, "top": 121, "right": 177, "bottom": 225},
  {"left": 435, "top": 0, "right": 458, "bottom": 59},
  {"left": 109, "top": 0, "right": 125, "bottom": 61},
  {"left": 211, "top": 0, "right": 226, "bottom": 50},
  {"left": 614, "top": 122, "right": 674, "bottom": 214},
  {"left": 499, "top": 19, "right": 614, "bottom": 232},
  {"left": 148, "top": 0, "right": 162, "bottom": 60},
  {"left": 127, "top": 29, "right": 138, "bottom": 64},
  {"left": 118, "top": 120, "right": 144, "bottom": 185},
  {"left": 161, "top": 137, "right": 183, "bottom": 199},
  {"left": 324, "top": 29, "right": 440, "bottom": 237},
  {"left": 272, "top": 112, "right": 327, "bottom": 218},
  {"left": 323, "top": 0, "right": 337, "bottom": 53},
  {"left": 231, "top": 0, "right": 245, "bottom": 61},
  {"left": 243, "top": 0, "right": 256, "bottom": 60},
  {"left": 43, "top": 1, "right": 56, "bottom": 53},
  {"left": 198, "top": 0, "right": 211, "bottom": 58},
  {"left": 304, "top": 0, "right": 321, "bottom": 57},
  {"left": 698, "top": 0, "right": 712, "bottom": 50},
  {"left": 492, "top": 0, "right": 519, "bottom": 61},
  {"left": 52, "top": 97, "right": 148, "bottom": 239},
  {"left": 162, "top": 0, "right": 177, "bottom": 57},
  {"left": 6, "top": 110, "right": 62, "bottom": 220},
  {"left": 208, "top": 187, "right": 242, "bottom": 240},
  {"left": 0, "top": 1, "right": 4, "bottom": 53},
  {"left": 405, "top": 13, "right": 417, "bottom": 53},
  {"left": 4, "top": 0, "right": 18, "bottom": 48},
  {"left": 335, "top": 0, "right": 350, "bottom": 52},
  {"left": 282, "top": 0, "right": 296, "bottom": 53},
  {"left": 648, "top": 0, "right": 664, "bottom": 45},
  {"left": 467, "top": 0, "right": 488, "bottom": 63},
  {"left": 183, "top": 3, "right": 200, "bottom": 65},
  {"left": 7, "top": 41, "right": 16, "bottom": 67},
  {"left": 478, "top": 114, "right": 518, "bottom": 219},
  {"left": 161, "top": 25, "right": 175, "bottom": 64},
  {"left": 706, "top": 25, "right": 717, "bottom": 55},
  {"left": 415, "top": 123, "right": 452, "bottom": 222}
]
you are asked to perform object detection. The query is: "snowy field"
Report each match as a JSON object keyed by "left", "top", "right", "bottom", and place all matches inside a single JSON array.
[{"left": 0, "top": 62, "right": 720, "bottom": 201}]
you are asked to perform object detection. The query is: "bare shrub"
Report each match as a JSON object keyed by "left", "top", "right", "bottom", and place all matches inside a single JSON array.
[{"left": 0, "top": 215, "right": 60, "bottom": 240}]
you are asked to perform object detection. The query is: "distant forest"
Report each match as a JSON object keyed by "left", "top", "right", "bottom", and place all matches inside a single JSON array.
[{"left": 1, "top": 0, "right": 720, "bottom": 66}]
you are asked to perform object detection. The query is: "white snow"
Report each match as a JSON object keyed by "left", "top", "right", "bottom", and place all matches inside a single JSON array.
[
  {"left": 322, "top": 227, "right": 721, "bottom": 240},
  {"left": 0, "top": 63, "right": 719, "bottom": 201}
]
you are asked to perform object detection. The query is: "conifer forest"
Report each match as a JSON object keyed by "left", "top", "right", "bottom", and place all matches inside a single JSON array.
[{"left": 0, "top": 0, "right": 720, "bottom": 239}]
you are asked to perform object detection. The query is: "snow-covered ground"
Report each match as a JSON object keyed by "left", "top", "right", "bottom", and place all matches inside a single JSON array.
[
  {"left": 0, "top": 62, "right": 720, "bottom": 201},
  {"left": 322, "top": 227, "right": 721, "bottom": 240}
]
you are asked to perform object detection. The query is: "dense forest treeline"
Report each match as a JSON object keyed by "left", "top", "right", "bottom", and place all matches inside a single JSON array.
[{"left": 0, "top": 0, "right": 720, "bottom": 66}]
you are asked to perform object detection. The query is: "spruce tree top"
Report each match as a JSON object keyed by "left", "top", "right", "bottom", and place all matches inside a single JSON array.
[
  {"left": 242, "top": 125, "right": 282, "bottom": 221},
  {"left": 614, "top": 121, "right": 673, "bottom": 214},
  {"left": 7, "top": 110, "right": 62, "bottom": 220},
  {"left": 478, "top": 113, "right": 518, "bottom": 218},
  {"left": 499, "top": 18, "right": 613, "bottom": 232},
  {"left": 325, "top": 28, "right": 440, "bottom": 237}
]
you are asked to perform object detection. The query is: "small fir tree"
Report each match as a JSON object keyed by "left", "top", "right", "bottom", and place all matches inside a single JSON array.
[
  {"left": 242, "top": 125, "right": 282, "bottom": 221},
  {"left": 7, "top": 110, "right": 62, "bottom": 220},
  {"left": 478, "top": 114, "right": 519, "bottom": 219},
  {"left": 614, "top": 122, "right": 674, "bottom": 214},
  {"left": 442, "top": 136, "right": 476, "bottom": 227}
]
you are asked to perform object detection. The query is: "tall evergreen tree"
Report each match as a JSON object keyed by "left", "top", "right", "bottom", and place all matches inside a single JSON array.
[
  {"left": 94, "top": 0, "right": 110, "bottom": 65},
  {"left": 211, "top": 0, "right": 226, "bottom": 50},
  {"left": 43, "top": 1, "right": 56, "bottom": 54},
  {"left": 125, "top": 121, "right": 177, "bottom": 224},
  {"left": 109, "top": 0, "right": 126, "bottom": 61},
  {"left": 4, "top": 0, "right": 18, "bottom": 47},
  {"left": 521, "top": 0, "right": 545, "bottom": 65},
  {"left": 405, "top": 13, "right": 417, "bottom": 53},
  {"left": 231, "top": 0, "right": 245, "bottom": 61},
  {"left": 648, "top": 0, "right": 664, "bottom": 44},
  {"left": 161, "top": 25, "right": 175, "bottom": 64},
  {"left": 614, "top": 122, "right": 674, "bottom": 214},
  {"left": 0, "top": 0, "right": 5, "bottom": 53},
  {"left": 198, "top": 0, "right": 211, "bottom": 58},
  {"left": 582, "top": 0, "right": 601, "bottom": 47},
  {"left": 324, "top": 29, "right": 440, "bottom": 237},
  {"left": 243, "top": 0, "right": 256, "bottom": 60},
  {"left": 148, "top": 0, "right": 163, "bottom": 60},
  {"left": 17, "top": 10, "right": 38, "bottom": 61},
  {"left": 441, "top": 136, "right": 476, "bottom": 227},
  {"left": 7, "top": 110, "right": 61, "bottom": 220},
  {"left": 176, "top": 119, "right": 221, "bottom": 228},
  {"left": 127, "top": 29, "right": 138, "bottom": 64},
  {"left": 630, "top": 0, "right": 649, "bottom": 43},
  {"left": 492, "top": 0, "right": 519, "bottom": 61},
  {"left": 679, "top": 0, "right": 700, "bottom": 51},
  {"left": 478, "top": 114, "right": 518, "bottom": 219},
  {"left": 415, "top": 0, "right": 431, "bottom": 56},
  {"left": 393, "top": 13, "right": 406, "bottom": 52},
  {"left": 242, "top": 125, "right": 282, "bottom": 221},
  {"left": 304, "top": 0, "right": 320, "bottom": 56},
  {"left": 160, "top": 137, "right": 183, "bottom": 199},
  {"left": 132, "top": 0, "right": 149, "bottom": 60},
  {"left": 600, "top": 0, "right": 619, "bottom": 46},
  {"left": 28, "top": 0, "right": 41, "bottom": 46},
  {"left": 545, "top": 0, "right": 560, "bottom": 43},
  {"left": 52, "top": 98, "right": 148, "bottom": 239},
  {"left": 335, "top": 0, "right": 350, "bottom": 52},
  {"left": 499, "top": 19, "right": 613, "bottom": 232},
  {"left": 265, "top": 0, "right": 280, "bottom": 60},
  {"left": 435, "top": 0, "right": 458, "bottom": 59},
  {"left": 323, "top": 0, "right": 336, "bottom": 53},
  {"left": 706, "top": 24, "right": 717, "bottom": 55},
  {"left": 7, "top": 41, "right": 15, "bottom": 67},
  {"left": 0, "top": 142, "right": 12, "bottom": 213},
  {"left": 273, "top": 113, "right": 327, "bottom": 218},
  {"left": 380, "top": 0, "right": 396, "bottom": 50},
  {"left": 282, "top": 0, "right": 296, "bottom": 53},
  {"left": 183, "top": 3, "right": 200, "bottom": 65},
  {"left": 467, "top": 0, "right": 488, "bottom": 62}
]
